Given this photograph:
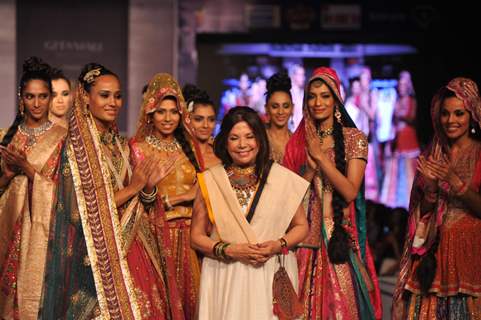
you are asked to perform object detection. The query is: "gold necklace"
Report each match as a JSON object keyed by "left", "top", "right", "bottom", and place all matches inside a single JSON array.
[
  {"left": 226, "top": 165, "right": 258, "bottom": 207},
  {"left": 146, "top": 135, "right": 181, "bottom": 152},
  {"left": 316, "top": 127, "right": 333, "bottom": 145}
]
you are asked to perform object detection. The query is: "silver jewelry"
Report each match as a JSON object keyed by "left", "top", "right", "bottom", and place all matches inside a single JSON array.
[{"left": 18, "top": 120, "right": 54, "bottom": 147}]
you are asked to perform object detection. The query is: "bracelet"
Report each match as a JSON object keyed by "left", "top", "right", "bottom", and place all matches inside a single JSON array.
[
  {"left": 140, "top": 186, "right": 157, "bottom": 204},
  {"left": 161, "top": 194, "right": 174, "bottom": 211},
  {"left": 454, "top": 181, "right": 469, "bottom": 196},
  {"left": 279, "top": 237, "right": 288, "bottom": 255}
]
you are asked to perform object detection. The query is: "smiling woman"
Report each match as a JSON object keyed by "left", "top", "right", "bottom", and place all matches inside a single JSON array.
[
  {"left": 191, "top": 106, "right": 309, "bottom": 320},
  {"left": 265, "top": 72, "right": 293, "bottom": 163},
  {"left": 393, "top": 77, "right": 481, "bottom": 320},
  {"left": 40, "top": 63, "right": 177, "bottom": 319},
  {"left": 130, "top": 73, "right": 203, "bottom": 319}
]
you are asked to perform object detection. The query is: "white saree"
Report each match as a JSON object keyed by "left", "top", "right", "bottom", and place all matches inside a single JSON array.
[{"left": 197, "top": 163, "right": 309, "bottom": 320}]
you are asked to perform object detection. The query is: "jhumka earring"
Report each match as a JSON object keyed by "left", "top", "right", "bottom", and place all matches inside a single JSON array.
[{"left": 334, "top": 106, "right": 342, "bottom": 124}]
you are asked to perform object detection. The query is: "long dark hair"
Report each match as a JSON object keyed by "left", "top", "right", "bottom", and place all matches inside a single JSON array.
[
  {"left": 161, "top": 96, "right": 201, "bottom": 172},
  {"left": 310, "top": 78, "right": 355, "bottom": 264},
  {"left": 1, "top": 56, "right": 52, "bottom": 147},
  {"left": 214, "top": 106, "right": 270, "bottom": 177}
]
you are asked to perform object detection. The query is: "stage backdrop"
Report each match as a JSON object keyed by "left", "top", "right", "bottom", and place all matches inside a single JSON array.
[{"left": 17, "top": 0, "right": 128, "bottom": 132}]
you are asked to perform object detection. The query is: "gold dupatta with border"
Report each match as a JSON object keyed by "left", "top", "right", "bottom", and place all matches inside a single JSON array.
[{"left": 0, "top": 124, "right": 66, "bottom": 320}]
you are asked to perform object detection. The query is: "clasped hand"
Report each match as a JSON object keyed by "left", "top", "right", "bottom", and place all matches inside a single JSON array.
[
  {"left": 417, "top": 146, "right": 460, "bottom": 190},
  {"left": 131, "top": 153, "right": 179, "bottom": 191},
  {"left": 226, "top": 240, "right": 282, "bottom": 267},
  {"left": 0, "top": 144, "right": 28, "bottom": 174},
  {"left": 304, "top": 120, "right": 329, "bottom": 171}
]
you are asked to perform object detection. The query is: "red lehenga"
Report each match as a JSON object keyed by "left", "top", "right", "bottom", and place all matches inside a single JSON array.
[
  {"left": 0, "top": 123, "right": 66, "bottom": 320},
  {"left": 393, "top": 77, "right": 481, "bottom": 319},
  {"left": 132, "top": 73, "right": 203, "bottom": 320},
  {"left": 393, "top": 142, "right": 481, "bottom": 319},
  {"left": 105, "top": 134, "right": 183, "bottom": 319}
]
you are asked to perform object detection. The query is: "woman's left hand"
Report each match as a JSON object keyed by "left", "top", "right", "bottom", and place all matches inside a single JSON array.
[{"left": 256, "top": 240, "right": 282, "bottom": 259}]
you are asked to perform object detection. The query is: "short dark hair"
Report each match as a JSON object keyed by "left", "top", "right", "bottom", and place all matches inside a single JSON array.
[{"left": 214, "top": 106, "right": 270, "bottom": 177}]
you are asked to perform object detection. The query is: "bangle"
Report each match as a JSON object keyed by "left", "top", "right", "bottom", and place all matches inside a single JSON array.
[
  {"left": 212, "top": 241, "right": 222, "bottom": 257},
  {"left": 161, "top": 194, "right": 174, "bottom": 211},
  {"left": 279, "top": 237, "right": 288, "bottom": 255},
  {"left": 454, "top": 181, "right": 469, "bottom": 196},
  {"left": 220, "top": 242, "right": 231, "bottom": 261},
  {"left": 140, "top": 186, "right": 157, "bottom": 204},
  {"left": 213, "top": 241, "right": 231, "bottom": 261}
]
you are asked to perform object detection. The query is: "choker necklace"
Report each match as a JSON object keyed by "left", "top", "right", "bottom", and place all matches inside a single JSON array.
[
  {"left": 316, "top": 127, "right": 333, "bottom": 145},
  {"left": 99, "top": 129, "right": 118, "bottom": 146},
  {"left": 18, "top": 120, "right": 54, "bottom": 147},
  {"left": 229, "top": 165, "right": 255, "bottom": 176},
  {"left": 146, "top": 135, "right": 181, "bottom": 152}
]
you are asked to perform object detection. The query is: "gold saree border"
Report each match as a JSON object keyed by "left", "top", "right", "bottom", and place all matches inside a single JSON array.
[{"left": 68, "top": 109, "right": 141, "bottom": 320}]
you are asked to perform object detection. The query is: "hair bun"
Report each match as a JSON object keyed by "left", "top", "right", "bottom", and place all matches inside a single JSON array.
[
  {"left": 22, "top": 56, "right": 51, "bottom": 75},
  {"left": 182, "top": 83, "right": 210, "bottom": 103},
  {"left": 266, "top": 72, "right": 291, "bottom": 95}
]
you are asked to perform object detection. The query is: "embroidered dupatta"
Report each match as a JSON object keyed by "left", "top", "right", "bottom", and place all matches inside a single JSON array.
[{"left": 40, "top": 86, "right": 142, "bottom": 319}]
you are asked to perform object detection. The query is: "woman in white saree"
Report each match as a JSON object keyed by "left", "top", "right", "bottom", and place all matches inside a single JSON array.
[{"left": 191, "top": 106, "right": 309, "bottom": 320}]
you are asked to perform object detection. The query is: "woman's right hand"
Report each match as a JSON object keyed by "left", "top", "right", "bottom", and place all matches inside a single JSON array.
[
  {"left": 131, "top": 158, "right": 154, "bottom": 192},
  {"left": 224, "top": 243, "right": 268, "bottom": 267}
]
